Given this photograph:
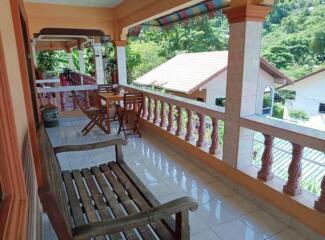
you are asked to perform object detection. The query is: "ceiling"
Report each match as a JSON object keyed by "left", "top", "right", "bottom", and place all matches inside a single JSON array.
[{"left": 24, "top": 0, "right": 125, "bottom": 8}]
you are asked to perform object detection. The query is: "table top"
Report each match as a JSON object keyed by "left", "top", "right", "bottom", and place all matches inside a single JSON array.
[{"left": 98, "top": 92, "right": 124, "bottom": 101}]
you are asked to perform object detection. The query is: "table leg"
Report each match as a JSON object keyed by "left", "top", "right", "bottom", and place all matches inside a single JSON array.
[{"left": 106, "top": 99, "right": 111, "bottom": 134}]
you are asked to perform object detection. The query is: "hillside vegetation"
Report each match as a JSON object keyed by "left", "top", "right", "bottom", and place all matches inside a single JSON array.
[{"left": 127, "top": 0, "right": 325, "bottom": 82}]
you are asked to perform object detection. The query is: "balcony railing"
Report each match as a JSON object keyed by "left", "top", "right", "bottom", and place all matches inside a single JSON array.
[{"left": 120, "top": 84, "right": 325, "bottom": 214}]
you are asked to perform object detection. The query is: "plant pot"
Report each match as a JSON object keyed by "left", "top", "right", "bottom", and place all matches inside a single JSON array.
[{"left": 41, "top": 107, "right": 59, "bottom": 128}]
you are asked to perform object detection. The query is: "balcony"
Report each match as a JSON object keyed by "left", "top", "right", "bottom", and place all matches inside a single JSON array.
[{"left": 37, "top": 83, "right": 324, "bottom": 240}]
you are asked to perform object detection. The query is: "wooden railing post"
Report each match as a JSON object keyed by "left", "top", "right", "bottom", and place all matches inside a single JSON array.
[
  {"left": 153, "top": 98, "right": 159, "bottom": 124},
  {"left": 185, "top": 109, "right": 193, "bottom": 141},
  {"left": 142, "top": 95, "right": 147, "bottom": 118},
  {"left": 167, "top": 103, "right": 174, "bottom": 132},
  {"left": 147, "top": 97, "right": 152, "bottom": 121},
  {"left": 257, "top": 134, "right": 274, "bottom": 181},
  {"left": 196, "top": 113, "right": 206, "bottom": 147},
  {"left": 283, "top": 143, "right": 304, "bottom": 196},
  {"left": 314, "top": 176, "right": 325, "bottom": 213},
  {"left": 209, "top": 117, "right": 219, "bottom": 154},
  {"left": 160, "top": 101, "right": 166, "bottom": 128},
  {"left": 175, "top": 106, "right": 183, "bottom": 136}
]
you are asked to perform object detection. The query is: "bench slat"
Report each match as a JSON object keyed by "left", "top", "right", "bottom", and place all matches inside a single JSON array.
[
  {"left": 82, "top": 168, "right": 127, "bottom": 240},
  {"left": 62, "top": 171, "right": 84, "bottom": 227},
  {"left": 72, "top": 170, "right": 106, "bottom": 240},
  {"left": 98, "top": 165, "right": 157, "bottom": 240},
  {"left": 107, "top": 162, "right": 174, "bottom": 240}
]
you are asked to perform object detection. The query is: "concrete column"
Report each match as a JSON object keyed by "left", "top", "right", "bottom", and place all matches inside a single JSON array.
[
  {"left": 222, "top": 5, "right": 271, "bottom": 169},
  {"left": 93, "top": 43, "right": 105, "bottom": 85},
  {"left": 67, "top": 50, "right": 74, "bottom": 71},
  {"left": 114, "top": 40, "right": 128, "bottom": 85},
  {"left": 77, "top": 49, "right": 85, "bottom": 85}
]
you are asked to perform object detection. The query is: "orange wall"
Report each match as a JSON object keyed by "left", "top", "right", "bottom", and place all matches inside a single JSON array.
[
  {"left": 24, "top": 3, "right": 116, "bottom": 37},
  {"left": 24, "top": 0, "right": 208, "bottom": 40}
]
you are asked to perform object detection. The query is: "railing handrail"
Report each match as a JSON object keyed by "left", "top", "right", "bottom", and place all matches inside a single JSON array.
[
  {"left": 36, "top": 85, "right": 97, "bottom": 93},
  {"left": 120, "top": 84, "right": 225, "bottom": 120},
  {"left": 241, "top": 115, "right": 325, "bottom": 152}
]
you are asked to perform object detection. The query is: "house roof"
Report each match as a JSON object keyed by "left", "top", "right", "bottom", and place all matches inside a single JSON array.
[
  {"left": 134, "top": 51, "right": 292, "bottom": 94},
  {"left": 279, "top": 67, "right": 325, "bottom": 89}
]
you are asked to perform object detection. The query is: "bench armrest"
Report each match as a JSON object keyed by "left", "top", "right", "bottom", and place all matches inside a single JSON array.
[
  {"left": 72, "top": 196, "right": 198, "bottom": 239},
  {"left": 53, "top": 135, "right": 127, "bottom": 154}
]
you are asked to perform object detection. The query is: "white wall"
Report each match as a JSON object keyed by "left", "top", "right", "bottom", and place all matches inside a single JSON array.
[
  {"left": 284, "top": 72, "right": 325, "bottom": 116},
  {"left": 202, "top": 68, "right": 275, "bottom": 114},
  {"left": 283, "top": 71, "right": 325, "bottom": 130}
]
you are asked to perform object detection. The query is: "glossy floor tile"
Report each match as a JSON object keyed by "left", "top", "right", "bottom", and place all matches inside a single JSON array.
[{"left": 43, "top": 117, "right": 307, "bottom": 240}]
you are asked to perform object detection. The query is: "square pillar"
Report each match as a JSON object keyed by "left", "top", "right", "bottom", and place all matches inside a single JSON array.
[
  {"left": 114, "top": 40, "right": 128, "bottom": 85},
  {"left": 77, "top": 49, "right": 85, "bottom": 85},
  {"left": 67, "top": 50, "right": 74, "bottom": 71},
  {"left": 93, "top": 43, "right": 105, "bottom": 85},
  {"left": 222, "top": 5, "right": 271, "bottom": 168}
]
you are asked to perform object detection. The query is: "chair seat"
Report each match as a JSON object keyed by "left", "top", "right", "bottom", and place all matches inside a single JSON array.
[{"left": 61, "top": 162, "right": 173, "bottom": 239}]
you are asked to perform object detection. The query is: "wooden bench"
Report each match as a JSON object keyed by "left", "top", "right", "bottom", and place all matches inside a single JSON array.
[{"left": 37, "top": 125, "right": 198, "bottom": 240}]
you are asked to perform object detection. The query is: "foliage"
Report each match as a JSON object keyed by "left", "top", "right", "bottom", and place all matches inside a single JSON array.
[
  {"left": 37, "top": 50, "right": 67, "bottom": 71},
  {"left": 262, "top": 0, "right": 325, "bottom": 79},
  {"left": 36, "top": 63, "right": 46, "bottom": 73},
  {"left": 289, "top": 109, "right": 310, "bottom": 121},
  {"left": 127, "top": 41, "right": 166, "bottom": 82},
  {"left": 127, "top": 13, "right": 229, "bottom": 82},
  {"left": 272, "top": 102, "right": 284, "bottom": 119}
]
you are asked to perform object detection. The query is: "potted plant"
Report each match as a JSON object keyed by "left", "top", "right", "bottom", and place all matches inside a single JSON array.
[
  {"left": 41, "top": 103, "right": 59, "bottom": 128},
  {"left": 36, "top": 64, "right": 46, "bottom": 79}
]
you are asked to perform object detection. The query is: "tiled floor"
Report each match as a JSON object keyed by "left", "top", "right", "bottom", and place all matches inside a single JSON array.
[{"left": 43, "top": 117, "right": 307, "bottom": 240}]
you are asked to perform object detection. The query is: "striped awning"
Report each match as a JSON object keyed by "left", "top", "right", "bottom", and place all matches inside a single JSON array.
[{"left": 128, "top": 0, "right": 230, "bottom": 36}]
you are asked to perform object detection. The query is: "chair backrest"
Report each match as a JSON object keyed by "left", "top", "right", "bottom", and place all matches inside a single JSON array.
[
  {"left": 123, "top": 92, "right": 143, "bottom": 116},
  {"left": 37, "top": 125, "right": 73, "bottom": 239},
  {"left": 97, "top": 84, "right": 113, "bottom": 93},
  {"left": 71, "top": 90, "right": 96, "bottom": 118}
]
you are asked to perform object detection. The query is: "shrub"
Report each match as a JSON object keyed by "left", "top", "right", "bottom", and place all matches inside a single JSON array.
[
  {"left": 289, "top": 109, "right": 309, "bottom": 121},
  {"left": 272, "top": 102, "right": 284, "bottom": 119}
]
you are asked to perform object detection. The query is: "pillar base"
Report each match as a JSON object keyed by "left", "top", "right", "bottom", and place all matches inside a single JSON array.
[
  {"left": 257, "top": 171, "right": 274, "bottom": 181},
  {"left": 314, "top": 199, "right": 325, "bottom": 213},
  {"left": 283, "top": 185, "right": 302, "bottom": 196}
]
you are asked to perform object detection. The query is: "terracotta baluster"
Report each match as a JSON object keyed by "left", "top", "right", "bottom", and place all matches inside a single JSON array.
[
  {"left": 153, "top": 99, "right": 159, "bottom": 124},
  {"left": 60, "top": 92, "right": 65, "bottom": 112},
  {"left": 314, "top": 176, "right": 325, "bottom": 213},
  {"left": 209, "top": 117, "right": 219, "bottom": 154},
  {"left": 175, "top": 106, "right": 183, "bottom": 136},
  {"left": 142, "top": 95, "right": 147, "bottom": 118},
  {"left": 196, "top": 113, "right": 206, "bottom": 147},
  {"left": 257, "top": 134, "right": 274, "bottom": 181},
  {"left": 167, "top": 103, "right": 174, "bottom": 132},
  {"left": 160, "top": 101, "right": 166, "bottom": 128},
  {"left": 283, "top": 143, "right": 304, "bottom": 196},
  {"left": 73, "top": 91, "right": 77, "bottom": 110},
  {"left": 185, "top": 109, "right": 193, "bottom": 141},
  {"left": 147, "top": 97, "right": 152, "bottom": 121}
]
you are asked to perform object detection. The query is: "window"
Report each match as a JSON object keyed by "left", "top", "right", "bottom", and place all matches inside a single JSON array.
[
  {"left": 319, "top": 103, "right": 325, "bottom": 113},
  {"left": 215, "top": 97, "right": 226, "bottom": 107}
]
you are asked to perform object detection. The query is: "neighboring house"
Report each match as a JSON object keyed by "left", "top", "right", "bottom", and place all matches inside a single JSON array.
[
  {"left": 281, "top": 68, "right": 325, "bottom": 130},
  {"left": 134, "top": 51, "right": 292, "bottom": 114}
]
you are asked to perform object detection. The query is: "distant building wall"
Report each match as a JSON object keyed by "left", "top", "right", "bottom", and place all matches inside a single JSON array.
[
  {"left": 284, "top": 72, "right": 325, "bottom": 116},
  {"left": 201, "top": 69, "right": 275, "bottom": 113}
]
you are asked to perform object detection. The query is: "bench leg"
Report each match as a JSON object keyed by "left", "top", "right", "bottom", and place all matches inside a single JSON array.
[{"left": 175, "top": 210, "right": 190, "bottom": 240}]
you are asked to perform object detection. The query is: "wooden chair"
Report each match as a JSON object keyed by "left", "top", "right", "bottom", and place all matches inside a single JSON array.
[
  {"left": 97, "top": 84, "right": 119, "bottom": 121},
  {"left": 37, "top": 125, "right": 198, "bottom": 240},
  {"left": 116, "top": 92, "right": 143, "bottom": 138},
  {"left": 71, "top": 91, "right": 107, "bottom": 135}
]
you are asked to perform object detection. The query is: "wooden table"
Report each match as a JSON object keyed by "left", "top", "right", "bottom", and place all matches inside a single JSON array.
[{"left": 99, "top": 92, "right": 124, "bottom": 134}]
